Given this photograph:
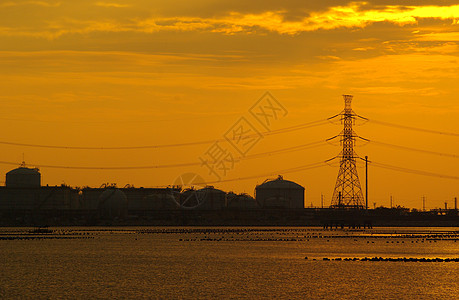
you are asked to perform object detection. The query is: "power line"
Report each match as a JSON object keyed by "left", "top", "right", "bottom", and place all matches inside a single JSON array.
[
  {"left": 0, "top": 119, "right": 329, "bottom": 150},
  {"left": 369, "top": 119, "right": 459, "bottom": 137},
  {"left": 0, "top": 112, "right": 241, "bottom": 124},
  {"left": 371, "top": 161, "right": 459, "bottom": 180},
  {"left": 262, "top": 119, "right": 329, "bottom": 136},
  {"left": 200, "top": 161, "right": 329, "bottom": 185},
  {"left": 241, "top": 140, "right": 327, "bottom": 160},
  {"left": 0, "top": 160, "right": 201, "bottom": 170},
  {"left": 0, "top": 139, "right": 329, "bottom": 170},
  {"left": 0, "top": 139, "right": 216, "bottom": 150},
  {"left": 369, "top": 140, "right": 459, "bottom": 159}
]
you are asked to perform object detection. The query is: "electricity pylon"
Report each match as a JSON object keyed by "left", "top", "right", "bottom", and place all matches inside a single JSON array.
[{"left": 330, "top": 95, "right": 365, "bottom": 209}]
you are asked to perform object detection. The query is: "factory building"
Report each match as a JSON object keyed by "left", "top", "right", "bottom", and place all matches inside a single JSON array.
[
  {"left": 0, "top": 166, "right": 309, "bottom": 225},
  {"left": 0, "top": 185, "right": 79, "bottom": 211},
  {"left": 255, "top": 175, "right": 305, "bottom": 209}
]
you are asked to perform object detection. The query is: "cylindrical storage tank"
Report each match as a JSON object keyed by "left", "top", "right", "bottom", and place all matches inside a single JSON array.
[
  {"left": 138, "top": 193, "right": 178, "bottom": 210},
  {"left": 195, "top": 187, "right": 226, "bottom": 210},
  {"left": 226, "top": 193, "right": 259, "bottom": 209},
  {"left": 181, "top": 186, "right": 226, "bottom": 210},
  {"left": 126, "top": 188, "right": 179, "bottom": 211},
  {"left": 98, "top": 188, "right": 128, "bottom": 219},
  {"left": 80, "top": 188, "right": 102, "bottom": 210},
  {"left": 255, "top": 175, "right": 304, "bottom": 209},
  {"left": 6, "top": 167, "right": 41, "bottom": 188},
  {"left": 263, "top": 196, "right": 289, "bottom": 208}
]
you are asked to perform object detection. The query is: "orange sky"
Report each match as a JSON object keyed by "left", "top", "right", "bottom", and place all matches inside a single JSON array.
[{"left": 1, "top": 1, "right": 458, "bottom": 209}]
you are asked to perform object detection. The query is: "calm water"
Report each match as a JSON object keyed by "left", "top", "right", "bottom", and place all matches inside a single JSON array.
[{"left": 0, "top": 227, "right": 458, "bottom": 299}]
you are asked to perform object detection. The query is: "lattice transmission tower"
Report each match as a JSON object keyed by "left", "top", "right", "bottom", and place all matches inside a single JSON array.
[{"left": 330, "top": 95, "right": 365, "bottom": 209}]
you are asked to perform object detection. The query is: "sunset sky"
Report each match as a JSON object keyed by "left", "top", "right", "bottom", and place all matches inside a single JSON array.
[{"left": 1, "top": 0, "right": 458, "bottom": 209}]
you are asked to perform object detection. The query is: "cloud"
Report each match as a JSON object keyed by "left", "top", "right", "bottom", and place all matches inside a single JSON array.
[
  {"left": 135, "top": 3, "right": 459, "bottom": 35},
  {"left": 95, "top": 2, "right": 130, "bottom": 8},
  {"left": 134, "top": 3, "right": 459, "bottom": 36},
  {"left": 316, "top": 55, "right": 341, "bottom": 60},
  {"left": 0, "top": 1, "right": 61, "bottom": 8},
  {"left": 350, "top": 86, "right": 441, "bottom": 96},
  {"left": 4, "top": 49, "right": 457, "bottom": 99},
  {"left": 353, "top": 47, "right": 375, "bottom": 51},
  {"left": 3, "top": 2, "right": 459, "bottom": 39},
  {"left": 415, "top": 32, "right": 459, "bottom": 41},
  {"left": 321, "top": 52, "right": 459, "bottom": 101}
]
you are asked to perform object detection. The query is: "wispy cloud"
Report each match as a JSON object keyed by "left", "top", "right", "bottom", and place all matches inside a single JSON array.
[
  {"left": 95, "top": 2, "right": 130, "bottom": 8},
  {"left": 0, "top": 1, "right": 61, "bottom": 8},
  {"left": 350, "top": 86, "right": 441, "bottom": 96},
  {"left": 415, "top": 32, "right": 459, "bottom": 41},
  {"left": 353, "top": 47, "right": 375, "bottom": 51},
  {"left": 316, "top": 55, "right": 341, "bottom": 61}
]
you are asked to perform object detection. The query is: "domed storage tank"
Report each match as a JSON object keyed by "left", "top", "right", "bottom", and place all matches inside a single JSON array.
[
  {"left": 196, "top": 186, "right": 226, "bottom": 210},
  {"left": 141, "top": 193, "right": 178, "bottom": 210},
  {"left": 227, "top": 193, "right": 259, "bottom": 209},
  {"left": 178, "top": 186, "right": 225, "bottom": 210},
  {"left": 98, "top": 188, "right": 128, "bottom": 219},
  {"left": 6, "top": 166, "right": 41, "bottom": 188},
  {"left": 255, "top": 175, "right": 304, "bottom": 209}
]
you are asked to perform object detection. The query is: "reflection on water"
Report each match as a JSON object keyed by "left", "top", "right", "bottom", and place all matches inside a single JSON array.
[{"left": 0, "top": 227, "right": 458, "bottom": 299}]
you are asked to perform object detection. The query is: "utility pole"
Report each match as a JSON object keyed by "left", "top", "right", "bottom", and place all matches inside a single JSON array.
[
  {"left": 422, "top": 196, "right": 426, "bottom": 211},
  {"left": 390, "top": 195, "right": 393, "bottom": 209},
  {"left": 365, "top": 155, "right": 368, "bottom": 210},
  {"left": 330, "top": 95, "right": 365, "bottom": 209}
]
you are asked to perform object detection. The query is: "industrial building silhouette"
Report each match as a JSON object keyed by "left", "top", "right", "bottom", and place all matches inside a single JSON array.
[
  {"left": 0, "top": 166, "right": 309, "bottom": 224},
  {"left": 0, "top": 166, "right": 456, "bottom": 226}
]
